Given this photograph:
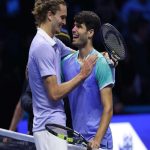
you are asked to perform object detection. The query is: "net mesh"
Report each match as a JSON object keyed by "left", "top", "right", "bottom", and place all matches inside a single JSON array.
[
  {"left": 0, "top": 128, "right": 86, "bottom": 150},
  {"left": 0, "top": 129, "right": 35, "bottom": 150}
]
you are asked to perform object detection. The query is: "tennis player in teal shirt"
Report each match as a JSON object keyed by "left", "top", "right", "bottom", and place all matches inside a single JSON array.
[{"left": 62, "top": 11, "right": 115, "bottom": 150}]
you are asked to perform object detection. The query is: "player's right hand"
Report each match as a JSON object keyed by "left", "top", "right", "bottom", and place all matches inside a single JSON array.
[{"left": 80, "top": 54, "right": 98, "bottom": 79}]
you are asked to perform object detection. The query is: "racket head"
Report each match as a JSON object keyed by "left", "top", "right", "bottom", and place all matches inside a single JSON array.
[
  {"left": 101, "top": 23, "right": 127, "bottom": 60},
  {"left": 45, "top": 123, "right": 88, "bottom": 147}
]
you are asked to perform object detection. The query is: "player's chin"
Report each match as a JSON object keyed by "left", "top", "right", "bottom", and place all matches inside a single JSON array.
[
  {"left": 72, "top": 41, "right": 81, "bottom": 48},
  {"left": 72, "top": 38, "right": 79, "bottom": 43},
  {"left": 72, "top": 40, "right": 78, "bottom": 46},
  {"left": 55, "top": 27, "right": 61, "bottom": 34}
]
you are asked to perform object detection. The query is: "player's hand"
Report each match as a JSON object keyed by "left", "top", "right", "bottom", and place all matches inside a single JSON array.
[
  {"left": 3, "top": 137, "right": 9, "bottom": 143},
  {"left": 80, "top": 54, "right": 98, "bottom": 79},
  {"left": 88, "top": 138, "right": 100, "bottom": 150},
  {"left": 102, "top": 52, "right": 118, "bottom": 67}
]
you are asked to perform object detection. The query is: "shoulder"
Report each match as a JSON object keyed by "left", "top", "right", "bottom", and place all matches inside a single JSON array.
[
  {"left": 94, "top": 50, "right": 112, "bottom": 73},
  {"left": 54, "top": 37, "right": 66, "bottom": 47},
  {"left": 30, "top": 43, "right": 54, "bottom": 64},
  {"left": 93, "top": 50, "right": 107, "bottom": 65},
  {"left": 54, "top": 37, "right": 62, "bottom": 44},
  {"left": 62, "top": 51, "right": 78, "bottom": 62},
  {"left": 31, "top": 35, "right": 53, "bottom": 54}
]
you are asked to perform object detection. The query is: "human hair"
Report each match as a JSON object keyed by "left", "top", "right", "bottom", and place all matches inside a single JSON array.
[
  {"left": 32, "top": 0, "right": 66, "bottom": 26},
  {"left": 74, "top": 11, "right": 101, "bottom": 34}
]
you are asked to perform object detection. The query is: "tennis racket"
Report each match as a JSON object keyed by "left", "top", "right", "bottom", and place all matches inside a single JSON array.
[
  {"left": 101, "top": 23, "right": 127, "bottom": 61},
  {"left": 45, "top": 123, "right": 92, "bottom": 149}
]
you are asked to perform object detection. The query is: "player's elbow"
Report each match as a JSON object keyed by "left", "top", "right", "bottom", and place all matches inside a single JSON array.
[
  {"left": 48, "top": 93, "right": 60, "bottom": 101},
  {"left": 104, "top": 105, "right": 113, "bottom": 116}
]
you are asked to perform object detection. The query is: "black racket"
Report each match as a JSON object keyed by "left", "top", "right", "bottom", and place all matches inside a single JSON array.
[
  {"left": 45, "top": 123, "right": 90, "bottom": 148},
  {"left": 101, "top": 23, "right": 127, "bottom": 61}
]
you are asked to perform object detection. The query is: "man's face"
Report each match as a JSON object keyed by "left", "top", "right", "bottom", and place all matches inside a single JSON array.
[
  {"left": 72, "top": 22, "right": 88, "bottom": 48},
  {"left": 51, "top": 4, "right": 67, "bottom": 34}
]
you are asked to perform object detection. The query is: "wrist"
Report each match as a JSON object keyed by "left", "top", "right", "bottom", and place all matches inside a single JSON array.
[
  {"left": 78, "top": 72, "right": 86, "bottom": 80},
  {"left": 94, "top": 136, "right": 101, "bottom": 145}
]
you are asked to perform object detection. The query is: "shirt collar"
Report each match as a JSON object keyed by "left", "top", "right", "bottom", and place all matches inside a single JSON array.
[
  {"left": 37, "top": 28, "right": 56, "bottom": 47},
  {"left": 76, "top": 49, "right": 96, "bottom": 59}
]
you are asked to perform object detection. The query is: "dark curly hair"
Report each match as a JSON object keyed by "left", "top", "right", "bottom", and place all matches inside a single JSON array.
[{"left": 74, "top": 11, "right": 101, "bottom": 34}]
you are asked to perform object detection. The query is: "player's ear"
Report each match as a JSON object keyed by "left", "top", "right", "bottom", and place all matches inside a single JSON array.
[
  {"left": 88, "top": 29, "right": 94, "bottom": 38},
  {"left": 47, "top": 11, "right": 53, "bottom": 21}
]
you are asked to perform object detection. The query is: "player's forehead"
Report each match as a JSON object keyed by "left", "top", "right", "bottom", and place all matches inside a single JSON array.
[{"left": 73, "top": 22, "right": 86, "bottom": 28}]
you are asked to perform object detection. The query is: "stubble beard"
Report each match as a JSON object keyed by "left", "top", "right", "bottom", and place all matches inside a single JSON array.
[{"left": 72, "top": 38, "right": 87, "bottom": 49}]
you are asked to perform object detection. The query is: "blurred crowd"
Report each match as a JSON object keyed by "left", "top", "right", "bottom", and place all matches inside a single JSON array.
[{"left": 0, "top": 0, "right": 150, "bottom": 129}]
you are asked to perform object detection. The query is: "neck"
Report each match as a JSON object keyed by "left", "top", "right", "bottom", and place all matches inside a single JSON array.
[
  {"left": 40, "top": 22, "right": 54, "bottom": 38},
  {"left": 78, "top": 43, "right": 94, "bottom": 60}
]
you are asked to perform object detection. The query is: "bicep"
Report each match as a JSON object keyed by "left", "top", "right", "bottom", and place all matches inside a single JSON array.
[{"left": 43, "top": 75, "right": 58, "bottom": 99}]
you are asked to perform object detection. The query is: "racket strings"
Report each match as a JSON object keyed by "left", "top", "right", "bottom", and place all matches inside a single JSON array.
[
  {"left": 105, "top": 33, "right": 125, "bottom": 58},
  {"left": 46, "top": 125, "right": 87, "bottom": 146},
  {"left": 101, "top": 24, "right": 126, "bottom": 60}
]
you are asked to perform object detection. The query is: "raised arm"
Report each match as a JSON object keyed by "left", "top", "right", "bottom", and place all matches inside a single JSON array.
[{"left": 44, "top": 54, "right": 97, "bottom": 101}]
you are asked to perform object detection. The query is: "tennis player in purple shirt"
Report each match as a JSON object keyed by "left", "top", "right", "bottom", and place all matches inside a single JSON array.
[{"left": 27, "top": 1, "right": 97, "bottom": 150}]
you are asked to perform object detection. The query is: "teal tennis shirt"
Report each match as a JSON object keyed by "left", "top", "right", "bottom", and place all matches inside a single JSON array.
[{"left": 62, "top": 49, "right": 115, "bottom": 149}]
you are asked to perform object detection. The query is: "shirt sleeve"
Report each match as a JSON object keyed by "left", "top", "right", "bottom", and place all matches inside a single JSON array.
[
  {"left": 34, "top": 43, "right": 56, "bottom": 77},
  {"left": 95, "top": 57, "right": 115, "bottom": 90}
]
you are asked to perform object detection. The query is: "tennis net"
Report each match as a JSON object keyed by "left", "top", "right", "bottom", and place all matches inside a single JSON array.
[{"left": 0, "top": 128, "right": 86, "bottom": 150}]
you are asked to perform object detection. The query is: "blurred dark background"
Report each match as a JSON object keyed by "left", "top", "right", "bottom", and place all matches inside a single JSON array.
[{"left": 0, "top": 0, "right": 150, "bottom": 129}]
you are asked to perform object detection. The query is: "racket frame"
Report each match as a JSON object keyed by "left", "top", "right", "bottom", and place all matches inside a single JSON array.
[
  {"left": 101, "top": 23, "right": 126, "bottom": 61},
  {"left": 45, "top": 123, "right": 88, "bottom": 147}
]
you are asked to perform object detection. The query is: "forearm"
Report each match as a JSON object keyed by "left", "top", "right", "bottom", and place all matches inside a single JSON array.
[
  {"left": 9, "top": 101, "right": 24, "bottom": 131},
  {"left": 44, "top": 73, "right": 84, "bottom": 101},
  {"left": 95, "top": 107, "right": 113, "bottom": 143},
  {"left": 9, "top": 115, "right": 22, "bottom": 131}
]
